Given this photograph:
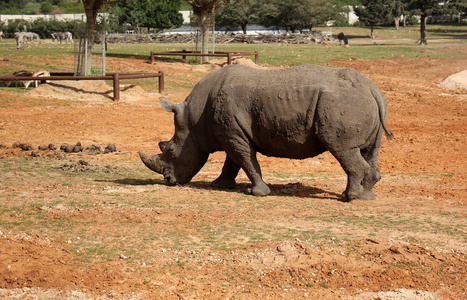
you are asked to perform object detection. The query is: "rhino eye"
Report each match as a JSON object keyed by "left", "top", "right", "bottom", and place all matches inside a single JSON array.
[{"left": 159, "top": 141, "right": 169, "bottom": 152}]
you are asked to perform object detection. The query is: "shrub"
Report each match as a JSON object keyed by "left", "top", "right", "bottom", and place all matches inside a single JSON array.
[
  {"left": 40, "top": 2, "right": 54, "bottom": 14},
  {"left": 3, "top": 18, "right": 85, "bottom": 39}
]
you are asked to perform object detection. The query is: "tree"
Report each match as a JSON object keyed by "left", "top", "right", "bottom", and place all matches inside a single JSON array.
[
  {"left": 215, "top": 0, "right": 259, "bottom": 34},
  {"left": 186, "top": 0, "right": 227, "bottom": 60},
  {"left": 81, "top": 0, "right": 114, "bottom": 75},
  {"left": 143, "top": 0, "right": 184, "bottom": 32},
  {"left": 40, "top": 2, "right": 54, "bottom": 14},
  {"left": 304, "top": 0, "right": 347, "bottom": 32},
  {"left": 125, "top": 1, "right": 148, "bottom": 32},
  {"left": 257, "top": 0, "right": 346, "bottom": 33},
  {"left": 111, "top": 0, "right": 183, "bottom": 33},
  {"left": 354, "top": 0, "right": 395, "bottom": 39},
  {"left": 0, "top": 0, "right": 28, "bottom": 14},
  {"left": 406, "top": 0, "right": 464, "bottom": 45},
  {"left": 393, "top": 0, "right": 410, "bottom": 30}
]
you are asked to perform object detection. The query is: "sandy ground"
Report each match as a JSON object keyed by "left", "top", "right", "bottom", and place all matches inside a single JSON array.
[{"left": 0, "top": 50, "right": 466, "bottom": 299}]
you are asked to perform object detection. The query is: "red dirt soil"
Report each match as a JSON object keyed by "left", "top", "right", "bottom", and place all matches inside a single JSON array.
[{"left": 0, "top": 52, "right": 466, "bottom": 299}]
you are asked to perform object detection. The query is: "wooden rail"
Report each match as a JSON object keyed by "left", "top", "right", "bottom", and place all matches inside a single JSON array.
[
  {"left": 150, "top": 50, "right": 259, "bottom": 65},
  {"left": 0, "top": 72, "right": 165, "bottom": 101}
]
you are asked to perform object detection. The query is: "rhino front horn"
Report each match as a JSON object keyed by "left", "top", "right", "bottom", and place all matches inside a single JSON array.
[{"left": 139, "top": 151, "right": 162, "bottom": 174}]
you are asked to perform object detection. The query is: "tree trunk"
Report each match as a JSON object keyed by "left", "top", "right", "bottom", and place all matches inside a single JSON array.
[
  {"left": 198, "top": 11, "right": 213, "bottom": 62},
  {"left": 394, "top": 16, "right": 400, "bottom": 30},
  {"left": 419, "top": 15, "right": 427, "bottom": 45},
  {"left": 370, "top": 25, "right": 375, "bottom": 39},
  {"left": 241, "top": 23, "right": 247, "bottom": 34},
  {"left": 84, "top": 8, "right": 96, "bottom": 75}
]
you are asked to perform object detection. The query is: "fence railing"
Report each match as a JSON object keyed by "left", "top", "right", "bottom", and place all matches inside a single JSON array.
[
  {"left": 0, "top": 71, "right": 164, "bottom": 101},
  {"left": 150, "top": 50, "right": 259, "bottom": 65}
]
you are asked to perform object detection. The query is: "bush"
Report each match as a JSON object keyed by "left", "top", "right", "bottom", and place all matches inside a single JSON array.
[
  {"left": 58, "top": 1, "right": 84, "bottom": 13},
  {"left": 40, "top": 2, "right": 54, "bottom": 14},
  {"left": 2, "top": 18, "right": 85, "bottom": 39}
]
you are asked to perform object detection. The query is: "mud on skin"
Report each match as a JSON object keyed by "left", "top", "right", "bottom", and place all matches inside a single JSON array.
[{"left": 140, "top": 64, "right": 393, "bottom": 201}]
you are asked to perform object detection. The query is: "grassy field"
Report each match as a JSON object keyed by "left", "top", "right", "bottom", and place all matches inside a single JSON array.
[
  {"left": 1, "top": 24, "right": 466, "bottom": 70},
  {"left": 1, "top": 24, "right": 465, "bottom": 93},
  {"left": 107, "top": 24, "right": 467, "bottom": 66}
]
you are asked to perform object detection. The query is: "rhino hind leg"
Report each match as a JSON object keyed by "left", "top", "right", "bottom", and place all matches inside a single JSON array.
[
  {"left": 331, "top": 148, "right": 371, "bottom": 201},
  {"left": 359, "top": 146, "right": 382, "bottom": 200},
  {"left": 212, "top": 156, "right": 240, "bottom": 189}
]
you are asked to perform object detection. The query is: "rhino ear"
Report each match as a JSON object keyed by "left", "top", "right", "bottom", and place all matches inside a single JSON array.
[
  {"left": 160, "top": 97, "right": 180, "bottom": 113},
  {"left": 159, "top": 97, "right": 187, "bottom": 127}
]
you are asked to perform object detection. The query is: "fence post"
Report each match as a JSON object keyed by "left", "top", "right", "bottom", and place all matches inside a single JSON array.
[
  {"left": 255, "top": 51, "right": 259, "bottom": 65},
  {"left": 150, "top": 52, "right": 154, "bottom": 64},
  {"left": 113, "top": 73, "right": 120, "bottom": 101},
  {"left": 158, "top": 71, "right": 164, "bottom": 94},
  {"left": 227, "top": 53, "right": 232, "bottom": 65}
]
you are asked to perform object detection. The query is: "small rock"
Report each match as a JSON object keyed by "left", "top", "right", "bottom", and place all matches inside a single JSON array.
[
  {"left": 104, "top": 144, "right": 117, "bottom": 154},
  {"left": 84, "top": 144, "right": 102, "bottom": 155},
  {"left": 64, "top": 144, "right": 74, "bottom": 153},
  {"left": 60, "top": 143, "right": 69, "bottom": 151},
  {"left": 73, "top": 142, "right": 83, "bottom": 153},
  {"left": 38, "top": 145, "right": 49, "bottom": 151},
  {"left": 12, "top": 142, "right": 20, "bottom": 148},
  {"left": 20, "top": 143, "right": 34, "bottom": 151},
  {"left": 48, "top": 144, "right": 57, "bottom": 150}
]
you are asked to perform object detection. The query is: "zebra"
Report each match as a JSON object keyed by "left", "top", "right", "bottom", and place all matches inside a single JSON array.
[{"left": 51, "top": 32, "right": 73, "bottom": 44}]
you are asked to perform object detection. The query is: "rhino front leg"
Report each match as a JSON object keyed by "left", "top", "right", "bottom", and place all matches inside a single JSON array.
[
  {"left": 331, "top": 148, "right": 370, "bottom": 201},
  {"left": 221, "top": 139, "right": 271, "bottom": 196},
  {"left": 212, "top": 155, "right": 240, "bottom": 189},
  {"left": 243, "top": 153, "right": 271, "bottom": 196}
]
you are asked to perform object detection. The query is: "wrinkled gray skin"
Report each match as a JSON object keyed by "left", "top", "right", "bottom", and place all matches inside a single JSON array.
[{"left": 139, "top": 64, "right": 393, "bottom": 201}]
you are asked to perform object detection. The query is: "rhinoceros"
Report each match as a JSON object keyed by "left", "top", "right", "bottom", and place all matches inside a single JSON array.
[{"left": 139, "top": 64, "right": 393, "bottom": 201}]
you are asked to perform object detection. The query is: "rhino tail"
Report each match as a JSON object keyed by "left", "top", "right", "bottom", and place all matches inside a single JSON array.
[{"left": 371, "top": 87, "right": 394, "bottom": 140}]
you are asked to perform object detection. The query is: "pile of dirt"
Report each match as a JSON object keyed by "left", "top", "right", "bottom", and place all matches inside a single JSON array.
[
  {"left": 188, "top": 57, "right": 264, "bottom": 72},
  {"left": 440, "top": 69, "right": 467, "bottom": 91},
  {"left": 27, "top": 80, "right": 156, "bottom": 103}
]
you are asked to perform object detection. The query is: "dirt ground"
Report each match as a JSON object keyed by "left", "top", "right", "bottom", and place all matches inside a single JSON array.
[{"left": 0, "top": 47, "right": 466, "bottom": 300}]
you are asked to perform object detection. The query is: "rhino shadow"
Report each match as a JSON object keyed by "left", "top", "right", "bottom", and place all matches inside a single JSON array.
[{"left": 105, "top": 178, "right": 341, "bottom": 201}]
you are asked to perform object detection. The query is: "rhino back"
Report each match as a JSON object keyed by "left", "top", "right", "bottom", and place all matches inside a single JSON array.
[{"left": 186, "top": 64, "right": 382, "bottom": 158}]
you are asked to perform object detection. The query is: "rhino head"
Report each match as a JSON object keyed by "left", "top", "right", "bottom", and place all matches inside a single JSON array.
[{"left": 139, "top": 97, "right": 208, "bottom": 186}]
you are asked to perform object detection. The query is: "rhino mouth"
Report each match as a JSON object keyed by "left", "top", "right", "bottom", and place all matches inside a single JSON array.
[{"left": 164, "top": 173, "right": 177, "bottom": 186}]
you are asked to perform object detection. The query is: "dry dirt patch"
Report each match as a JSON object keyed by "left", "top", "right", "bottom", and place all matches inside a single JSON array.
[{"left": 0, "top": 55, "right": 466, "bottom": 299}]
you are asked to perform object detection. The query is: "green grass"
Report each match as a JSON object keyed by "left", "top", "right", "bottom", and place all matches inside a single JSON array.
[
  {"left": 0, "top": 24, "right": 465, "bottom": 92},
  {"left": 1, "top": 24, "right": 465, "bottom": 71}
]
